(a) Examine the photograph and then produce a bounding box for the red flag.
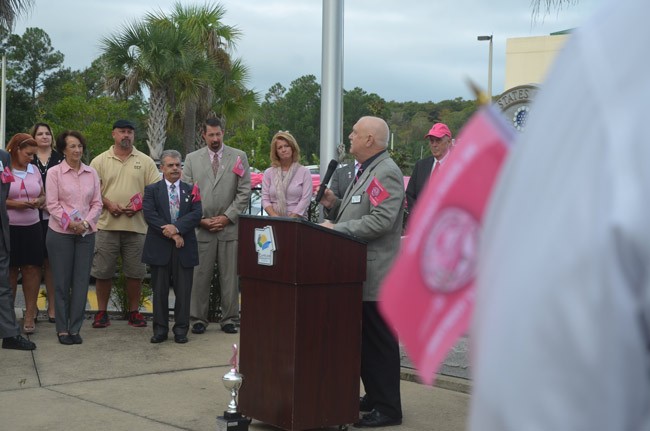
[232,155,245,177]
[20,179,29,199]
[366,176,390,206]
[60,211,71,231]
[191,183,201,202]
[1,167,15,183]
[378,105,515,385]
[129,192,143,211]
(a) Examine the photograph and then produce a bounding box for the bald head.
[349,116,390,162]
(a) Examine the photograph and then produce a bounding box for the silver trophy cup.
[222,368,244,414]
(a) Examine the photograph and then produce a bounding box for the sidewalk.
[0,313,470,431]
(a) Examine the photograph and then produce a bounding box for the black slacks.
[360,301,403,419]
[150,247,193,337]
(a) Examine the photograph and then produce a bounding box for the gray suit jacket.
[182,145,251,241]
[330,163,355,199]
[328,151,405,301]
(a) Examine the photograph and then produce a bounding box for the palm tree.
[0,0,33,32]
[149,2,250,153]
[531,0,578,20]
[101,17,213,159]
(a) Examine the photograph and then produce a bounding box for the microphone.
[314,159,339,204]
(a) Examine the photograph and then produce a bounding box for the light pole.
[477,35,493,103]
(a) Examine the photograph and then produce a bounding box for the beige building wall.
[504,34,569,89]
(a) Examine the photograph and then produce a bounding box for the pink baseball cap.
[425,123,451,139]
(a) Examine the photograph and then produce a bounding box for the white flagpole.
[1,55,6,149]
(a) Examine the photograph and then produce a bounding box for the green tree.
[6,27,64,104]
[261,75,321,164]
[37,67,146,160]
[342,87,387,158]
[101,16,211,159]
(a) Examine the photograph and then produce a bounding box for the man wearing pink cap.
[405,123,452,211]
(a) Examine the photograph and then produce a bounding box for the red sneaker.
[92,311,111,328]
[128,311,147,327]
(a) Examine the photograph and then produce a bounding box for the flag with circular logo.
[379,105,515,385]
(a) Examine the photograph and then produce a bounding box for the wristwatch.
[82,220,90,230]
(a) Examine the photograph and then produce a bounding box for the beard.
[119,138,132,149]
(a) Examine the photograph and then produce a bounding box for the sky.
[14,0,603,103]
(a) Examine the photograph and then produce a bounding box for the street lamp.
[477,35,493,103]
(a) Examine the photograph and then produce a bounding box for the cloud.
[14,0,603,103]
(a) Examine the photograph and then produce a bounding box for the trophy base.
[217,412,250,431]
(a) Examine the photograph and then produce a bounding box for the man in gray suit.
[320,116,404,428]
[182,118,251,335]
[0,149,36,350]
[323,161,355,221]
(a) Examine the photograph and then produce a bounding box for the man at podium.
[320,116,404,428]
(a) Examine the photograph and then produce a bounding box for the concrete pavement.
[1,314,470,431]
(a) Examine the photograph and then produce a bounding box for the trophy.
[217,344,250,431]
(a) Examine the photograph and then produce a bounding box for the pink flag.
[378,105,515,385]
[191,183,201,202]
[232,156,245,177]
[1,167,15,183]
[230,344,238,371]
[129,192,143,211]
[366,177,390,206]
[60,211,71,231]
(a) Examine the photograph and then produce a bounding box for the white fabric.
[469,0,650,430]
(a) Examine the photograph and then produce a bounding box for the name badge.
[351,195,362,204]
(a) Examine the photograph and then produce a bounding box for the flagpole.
[1,55,6,149]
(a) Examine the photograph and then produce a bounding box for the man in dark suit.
[142,150,202,344]
[405,123,452,212]
[320,116,404,428]
[0,148,36,350]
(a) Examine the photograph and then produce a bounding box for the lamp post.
[477,35,493,103]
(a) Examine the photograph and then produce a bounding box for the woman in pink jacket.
[261,131,312,218]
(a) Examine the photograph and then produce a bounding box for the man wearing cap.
[89,120,160,329]
[405,123,452,212]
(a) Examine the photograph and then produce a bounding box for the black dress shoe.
[2,335,36,350]
[360,394,374,412]
[70,333,83,344]
[191,322,206,334]
[57,334,74,345]
[353,409,402,428]
[174,334,188,344]
[222,323,238,334]
[150,334,168,343]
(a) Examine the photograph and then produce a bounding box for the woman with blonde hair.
[261,131,312,218]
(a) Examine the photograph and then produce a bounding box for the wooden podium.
[237,215,367,431]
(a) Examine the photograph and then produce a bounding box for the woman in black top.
[30,122,63,323]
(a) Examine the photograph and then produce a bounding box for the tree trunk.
[147,87,167,160]
[182,100,198,155]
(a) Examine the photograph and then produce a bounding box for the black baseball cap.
[112,119,136,130]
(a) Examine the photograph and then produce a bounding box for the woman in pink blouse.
[262,131,312,218]
[6,133,45,335]
[46,130,102,345]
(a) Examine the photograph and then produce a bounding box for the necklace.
[35,154,51,176]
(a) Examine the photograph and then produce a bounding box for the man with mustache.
[89,120,160,329]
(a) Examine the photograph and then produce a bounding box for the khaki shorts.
[90,230,147,280]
